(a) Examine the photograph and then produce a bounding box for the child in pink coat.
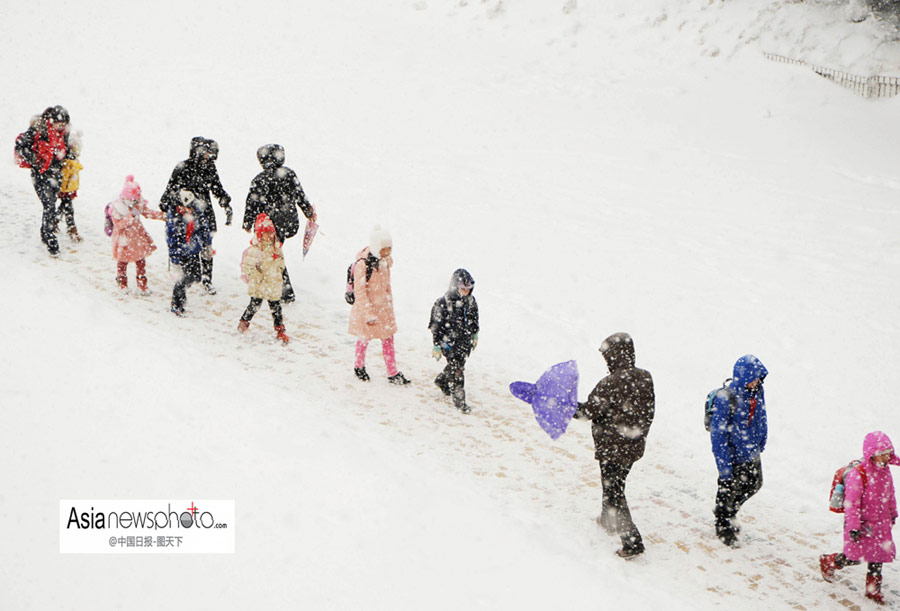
[348,226,409,385]
[820,431,899,605]
[109,175,164,293]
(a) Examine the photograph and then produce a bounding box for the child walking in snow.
[820,431,899,605]
[58,129,83,242]
[348,226,410,385]
[238,213,289,344]
[428,269,479,413]
[165,189,207,316]
[109,175,164,293]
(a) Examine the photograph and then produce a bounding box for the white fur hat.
[68,129,84,156]
[369,225,392,255]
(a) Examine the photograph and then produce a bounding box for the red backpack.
[829,460,867,513]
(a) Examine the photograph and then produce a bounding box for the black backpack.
[344,256,375,305]
[14,130,34,168]
[704,379,736,431]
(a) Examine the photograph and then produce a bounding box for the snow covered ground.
[3,0,900,608]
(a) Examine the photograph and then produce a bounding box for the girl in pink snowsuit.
[347,226,409,385]
[820,431,900,605]
[110,175,164,292]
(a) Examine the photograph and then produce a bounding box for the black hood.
[447,268,475,297]
[600,332,635,372]
[257,144,285,170]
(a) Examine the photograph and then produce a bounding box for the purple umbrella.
[509,360,579,440]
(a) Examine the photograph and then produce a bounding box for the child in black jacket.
[429,269,479,413]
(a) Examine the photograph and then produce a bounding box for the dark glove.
[850,530,862,542]
[572,402,589,420]
[224,204,234,226]
[219,194,232,207]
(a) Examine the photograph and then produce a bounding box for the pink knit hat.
[120,175,142,201]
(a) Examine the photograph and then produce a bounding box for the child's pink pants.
[355,337,398,376]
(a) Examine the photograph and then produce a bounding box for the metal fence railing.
[764,52,900,99]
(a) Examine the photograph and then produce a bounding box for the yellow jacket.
[60,159,83,193]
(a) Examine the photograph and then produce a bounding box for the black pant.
[200,248,214,287]
[599,461,643,551]
[835,554,882,578]
[171,255,201,312]
[32,172,60,253]
[57,193,77,230]
[435,350,467,408]
[715,456,763,532]
[282,267,295,302]
[241,297,283,327]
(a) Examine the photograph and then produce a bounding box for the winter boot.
[275,325,290,345]
[616,541,645,559]
[716,522,739,548]
[434,374,451,396]
[354,367,370,381]
[136,274,148,293]
[819,554,840,583]
[237,320,250,333]
[117,273,128,291]
[67,226,83,243]
[388,372,411,385]
[866,573,885,605]
[452,387,469,413]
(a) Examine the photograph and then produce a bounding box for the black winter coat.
[578,332,655,466]
[160,159,231,233]
[19,124,70,178]
[429,291,479,356]
[243,166,314,242]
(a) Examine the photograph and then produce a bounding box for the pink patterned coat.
[110,196,164,263]
[347,248,397,341]
[843,431,900,563]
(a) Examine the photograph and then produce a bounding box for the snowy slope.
[3,0,900,609]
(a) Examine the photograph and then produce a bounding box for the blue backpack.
[704,379,736,431]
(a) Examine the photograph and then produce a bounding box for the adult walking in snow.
[708,354,768,548]
[573,332,655,558]
[15,105,73,256]
[238,213,290,345]
[242,144,316,303]
[820,431,899,605]
[109,175,164,293]
[429,268,479,413]
[160,137,232,294]
[348,226,410,385]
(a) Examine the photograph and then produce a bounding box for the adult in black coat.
[242,144,316,302]
[428,269,479,413]
[17,106,71,256]
[574,332,655,559]
[160,137,232,294]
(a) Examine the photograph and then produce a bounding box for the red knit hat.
[254,213,276,241]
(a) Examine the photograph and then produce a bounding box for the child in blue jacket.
[166,190,207,316]
[708,354,768,547]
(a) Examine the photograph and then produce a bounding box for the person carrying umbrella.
[573,332,655,559]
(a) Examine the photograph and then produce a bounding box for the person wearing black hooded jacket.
[17,105,71,256]
[242,144,316,303]
[574,332,655,559]
[428,269,479,413]
[160,137,232,294]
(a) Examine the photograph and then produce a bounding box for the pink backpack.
[103,204,113,236]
